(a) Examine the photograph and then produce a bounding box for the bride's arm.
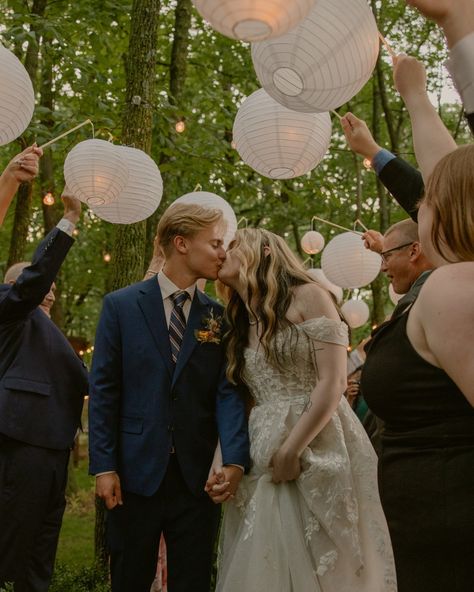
[271,284,348,483]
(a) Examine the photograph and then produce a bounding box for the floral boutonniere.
[195,310,223,345]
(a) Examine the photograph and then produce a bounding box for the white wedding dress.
[217,317,397,592]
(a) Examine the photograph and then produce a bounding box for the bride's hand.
[270,446,301,483]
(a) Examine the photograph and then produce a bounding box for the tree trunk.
[110,0,161,292]
[6,0,48,268]
[96,0,161,570]
[145,0,193,267]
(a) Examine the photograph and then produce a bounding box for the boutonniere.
[195,310,223,344]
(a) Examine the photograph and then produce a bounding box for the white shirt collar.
[157,270,196,302]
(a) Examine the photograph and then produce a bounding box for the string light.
[72,228,79,237]
[43,192,55,206]
[175,120,186,133]
[363,158,372,170]
[103,253,111,263]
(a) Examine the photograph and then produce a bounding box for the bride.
[209,228,396,592]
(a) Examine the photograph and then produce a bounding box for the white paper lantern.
[301,230,325,254]
[192,0,315,42]
[321,232,381,289]
[251,0,379,113]
[233,89,331,179]
[64,139,129,207]
[170,191,237,249]
[0,45,35,146]
[91,147,163,224]
[307,267,343,304]
[341,298,370,328]
[389,283,404,305]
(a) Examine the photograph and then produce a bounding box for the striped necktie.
[169,290,189,364]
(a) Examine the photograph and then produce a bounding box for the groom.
[89,203,250,592]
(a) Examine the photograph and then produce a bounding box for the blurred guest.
[0,144,42,225]
[0,193,88,591]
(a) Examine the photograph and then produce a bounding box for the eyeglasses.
[380,242,414,264]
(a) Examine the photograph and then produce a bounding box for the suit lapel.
[137,278,174,378]
[172,290,208,388]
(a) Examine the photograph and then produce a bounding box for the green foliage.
[49,564,110,592]
[0,0,471,342]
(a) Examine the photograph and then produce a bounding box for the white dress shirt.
[157,271,196,325]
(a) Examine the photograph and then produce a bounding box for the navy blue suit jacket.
[0,228,88,450]
[89,277,250,498]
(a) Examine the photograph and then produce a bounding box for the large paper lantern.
[0,45,35,146]
[306,267,343,304]
[170,191,237,248]
[301,230,325,254]
[91,147,163,224]
[321,232,381,289]
[341,298,370,328]
[192,0,315,42]
[251,0,379,113]
[233,89,331,179]
[64,139,129,207]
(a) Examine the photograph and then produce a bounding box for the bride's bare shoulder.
[292,282,340,322]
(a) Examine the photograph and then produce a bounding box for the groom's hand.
[96,472,123,509]
[205,465,243,504]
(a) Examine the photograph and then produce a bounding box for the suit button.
[168,425,174,432]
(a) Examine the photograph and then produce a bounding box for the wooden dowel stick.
[331,110,342,120]
[38,119,94,149]
[378,31,396,58]
[311,215,363,236]
[355,218,369,232]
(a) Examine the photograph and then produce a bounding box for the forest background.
[0,0,471,349]
[0,0,472,588]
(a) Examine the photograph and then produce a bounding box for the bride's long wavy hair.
[218,228,327,386]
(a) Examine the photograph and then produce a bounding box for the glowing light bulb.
[103,253,111,263]
[43,192,55,206]
[363,158,372,170]
[175,120,186,133]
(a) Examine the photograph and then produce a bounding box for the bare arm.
[0,145,42,225]
[270,284,347,483]
[406,0,474,48]
[393,54,458,182]
[409,265,474,406]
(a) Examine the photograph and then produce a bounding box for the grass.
[56,443,96,568]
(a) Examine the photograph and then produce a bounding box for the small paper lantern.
[91,146,163,224]
[252,0,379,112]
[301,230,325,255]
[64,139,129,207]
[389,283,404,305]
[341,299,370,328]
[0,45,35,146]
[170,191,237,248]
[321,232,381,289]
[192,0,315,42]
[233,89,331,179]
[307,267,343,304]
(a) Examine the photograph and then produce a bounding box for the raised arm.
[0,193,80,322]
[341,112,424,220]
[393,54,458,182]
[0,145,42,225]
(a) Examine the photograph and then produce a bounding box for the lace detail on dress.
[217,317,396,592]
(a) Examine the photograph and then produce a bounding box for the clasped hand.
[269,446,301,484]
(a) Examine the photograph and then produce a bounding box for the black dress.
[362,311,474,592]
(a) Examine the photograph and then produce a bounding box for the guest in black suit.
[0,194,88,592]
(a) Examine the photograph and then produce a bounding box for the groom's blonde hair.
[157,203,225,257]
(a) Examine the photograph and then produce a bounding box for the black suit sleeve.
[467,111,474,135]
[378,157,425,222]
[0,227,74,323]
